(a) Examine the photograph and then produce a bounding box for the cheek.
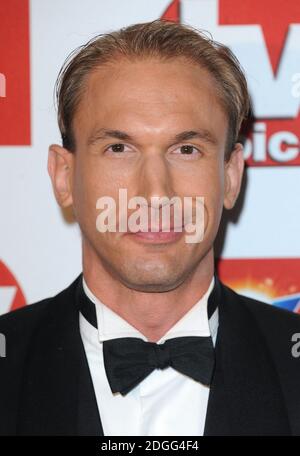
[71,161,99,226]
[195,160,224,197]
[84,155,131,194]
[72,160,127,234]
[74,157,116,200]
[199,164,225,230]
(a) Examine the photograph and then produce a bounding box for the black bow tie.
[102,335,215,395]
[76,277,218,396]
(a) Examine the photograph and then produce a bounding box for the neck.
[82,242,214,343]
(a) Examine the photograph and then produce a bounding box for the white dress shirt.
[79,276,219,436]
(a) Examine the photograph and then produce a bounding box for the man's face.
[49,57,244,292]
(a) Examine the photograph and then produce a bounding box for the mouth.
[126,226,185,243]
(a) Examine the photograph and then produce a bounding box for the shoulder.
[220,281,300,434]
[220,281,300,371]
[0,274,81,341]
[221,281,300,331]
[0,275,81,434]
[0,274,81,396]
[0,297,52,332]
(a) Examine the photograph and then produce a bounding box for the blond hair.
[55,19,250,159]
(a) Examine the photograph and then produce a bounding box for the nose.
[137,153,175,207]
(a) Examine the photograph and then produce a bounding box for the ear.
[47,144,74,207]
[223,143,244,210]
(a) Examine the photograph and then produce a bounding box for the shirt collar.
[82,275,218,345]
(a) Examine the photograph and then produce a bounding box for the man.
[0,19,300,436]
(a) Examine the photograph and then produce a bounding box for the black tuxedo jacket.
[0,274,300,436]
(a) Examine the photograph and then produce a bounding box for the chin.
[121,279,183,293]
[117,264,187,293]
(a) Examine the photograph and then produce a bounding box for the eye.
[181,145,197,154]
[172,144,202,157]
[105,143,130,154]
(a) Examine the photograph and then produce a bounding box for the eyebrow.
[87,128,218,146]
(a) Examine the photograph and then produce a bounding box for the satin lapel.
[16,275,104,436]
[76,333,104,435]
[204,278,291,436]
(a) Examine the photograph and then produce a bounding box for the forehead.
[73,57,228,143]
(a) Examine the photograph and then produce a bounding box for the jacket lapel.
[204,278,291,435]
[16,275,103,436]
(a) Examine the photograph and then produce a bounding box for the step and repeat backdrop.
[1,0,300,314]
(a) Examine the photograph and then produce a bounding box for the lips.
[126,227,185,243]
[127,223,184,234]
[128,225,184,233]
